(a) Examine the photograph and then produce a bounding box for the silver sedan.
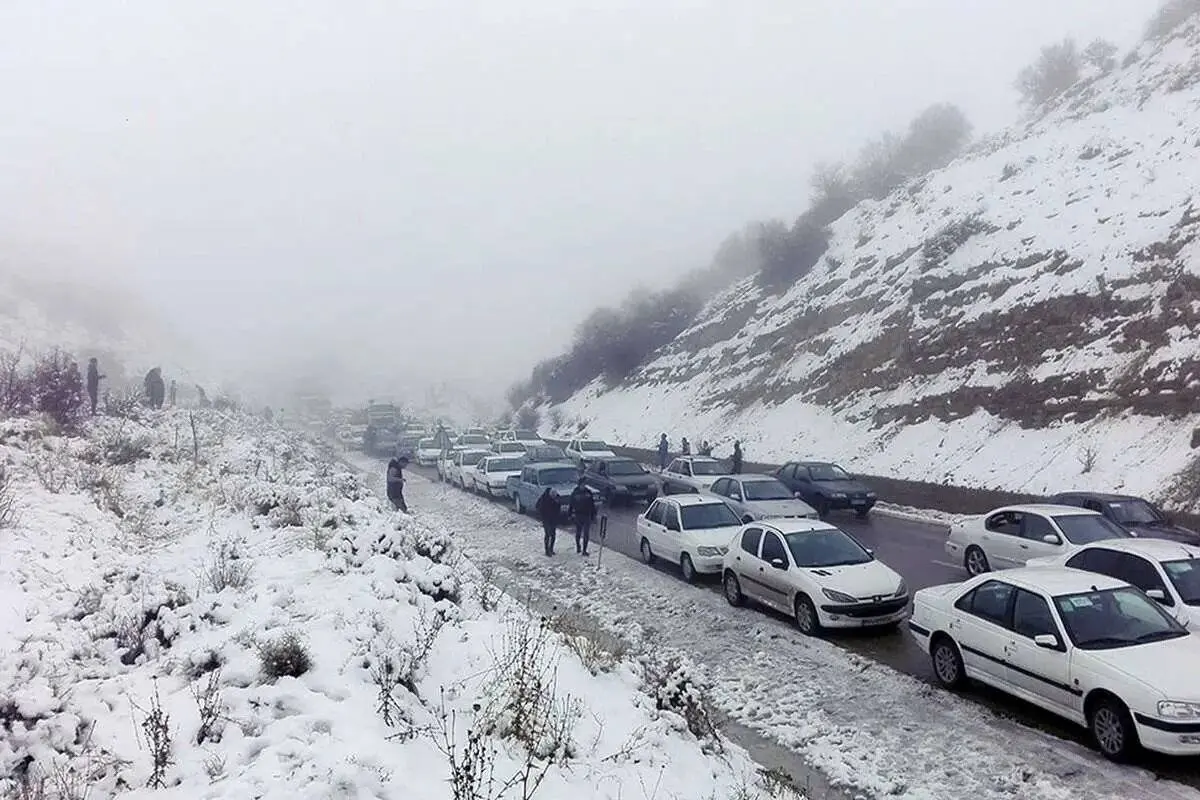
[707,474,818,523]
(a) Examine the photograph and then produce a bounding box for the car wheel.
[680,553,697,583]
[1088,695,1139,762]
[930,635,966,689]
[815,499,830,519]
[515,495,525,514]
[793,594,822,636]
[964,546,990,576]
[640,537,655,565]
[723,571,744,606]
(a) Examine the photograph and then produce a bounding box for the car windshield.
[579,441,608,451]
[742,479,793,501]
[1052,514,1133,545]
[527,447,565,461]
[1106,499,1164,526]
[785,529,873,567]
[539,468,579,485]
[498,443,525,452]
[1162,559,1200,606]
[807,464,851,481]
[515,430,539,440]
[461,452,488,465]
[606,460,645,476]
[460,435,490,445]
[1054,586,1187,649]
[690,460,729,476]
[487,458,523,471]
[679,503,741,529]
[418,439,436,448]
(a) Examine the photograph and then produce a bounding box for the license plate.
[860,614,897,626]
[851,499,866,505]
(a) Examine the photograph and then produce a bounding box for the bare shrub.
[97,425,151,466]
[472,563,503,612]
[1146,0,1200,41]
[76,464,125,518]
[368,607,446,731]
[258,632,312,680]
[31,449,71,494]
[192,669,225,745]
[1016,39,1081,107]
[642,654,722,751]
[0,463,18,529]
[0,344,31,417]
[136,682,173,789]
[1083,39,1118,74]
[203,538,252,593]
[547,608,630,675]
[1078,445,1098,474]
[29,349,86,431]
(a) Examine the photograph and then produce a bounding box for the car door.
[1104,552,1177,612]
[948,580,1017,689]
[661,503,684,563]
[711,478,742,514]
[730,527,765,601]
[664,459,684,491]
[1002,588,1078,718]
[1015,512,1067,564]
[980,511,1026,568]
[791,466,816,504]
[640,500,668,552]
[775,463,798,491]
[755,530,793,612]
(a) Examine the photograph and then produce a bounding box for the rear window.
[538,468,580,485]
[487,457,523,471]
[580,441,609,451]
[1053,514,1133,545]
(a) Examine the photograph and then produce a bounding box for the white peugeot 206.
[909,566,1200,761]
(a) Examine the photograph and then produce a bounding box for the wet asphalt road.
[408,462,1200,785]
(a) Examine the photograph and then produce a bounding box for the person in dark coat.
[567,477,597,555]
[657,434,669,470]
[681,437,691,456]
[144,368,165,409]
[86,358,105,415]
[731,440,743,474]
[699,440,712,456]
[386,456,409,512]
[535,488,561,556]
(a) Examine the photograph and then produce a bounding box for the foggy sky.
[0,0,1158,403]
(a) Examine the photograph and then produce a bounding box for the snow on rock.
[543,20,1200,512]
[0,409,780,799]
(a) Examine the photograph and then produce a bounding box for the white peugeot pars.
[636,495,743,583]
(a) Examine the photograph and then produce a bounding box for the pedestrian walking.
[568,477,597,556]
[386,456,409,512]
[731,440,743,474]
[681,437,691,455]
[86,358,105,415]
[536,488,561,556]
[657,433,669,470]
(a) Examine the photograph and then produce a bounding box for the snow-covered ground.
[392,466,1200,800]
[0,408,785,799]
[542,21,1200,511]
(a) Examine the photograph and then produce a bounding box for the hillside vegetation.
[519,6,1200,511]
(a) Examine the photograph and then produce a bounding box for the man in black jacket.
[386,456,409,512]
[568,477,597,556]
[535,488,560,556]
[86,358,105,415]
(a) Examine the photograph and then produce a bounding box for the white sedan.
[720,518,908,635]
[945,504,1134,576]
[491,441,528,456]
[415,438,442,466]
[636,495,744,583]
[662,456,731,493]
[564,438,617,466]
[513,429,545,448]
[471,455,525,497]
[448,449,490,488]
[908,566,1200,760]
[1027,538,1200,628]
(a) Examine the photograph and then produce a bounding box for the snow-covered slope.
[0,408,776,799]
[548,23,1200,511]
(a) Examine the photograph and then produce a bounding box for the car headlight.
[822,588,857,604]
[866,492,877,499]
[696,546,723,557]
[894,580,908,598]
[831,492,847,499]
[1158,701,1200,719]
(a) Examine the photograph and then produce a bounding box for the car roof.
[733,473,778,482]
[794,460,837,467]
[993,503,1099,516]
[1051,491,1144,503]
[987,566,1127,595]
[534,461,578,470]
[661,493,729,507]
[758,518,840,535]
[676,455,719,463]
[1074,538,1200,561]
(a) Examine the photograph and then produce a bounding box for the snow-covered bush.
[641,653,722,751]
[257,632,312,680]
[0,462,16,529]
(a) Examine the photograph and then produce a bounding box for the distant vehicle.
[363,402,400,457]
[522,444,567,464]
[721,518,908,635]
[463,427,489,438]
[583,457,658,506]
[471,455,526,497]
[1048,492,1200,545]
[1027,538,1200,627]
[908,566,1200,761]
[513,429,545,447]
[564,438,617,466]
[707,474,818,523]
[773,461,877,519]
[415,438,442,466]
[636,495,743,582]
[493,429,517,442]
[456,433,492,449]
[491,441,528,456]
[448,449,491,488]
[661,456,729,494]
[507,462,589,517]
[945,504,1133,576]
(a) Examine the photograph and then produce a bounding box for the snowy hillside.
[0,408,777,799]
[547,21,1200,511]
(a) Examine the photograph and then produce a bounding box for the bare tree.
[1016,39,1082,107]
[1083,39,1119,74]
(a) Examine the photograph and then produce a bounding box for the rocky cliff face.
[545,21,1200,510]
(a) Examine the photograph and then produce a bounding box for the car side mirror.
[769,558,787,570]
[865,548,874,556]
[1147,588,1167,603]
[1042,534,1062,545]
[1033,634,1061,650]
[793,491,803,499]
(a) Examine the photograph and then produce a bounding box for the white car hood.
[1091,634,1200,701]
[746,498,817,517]
[685,525,742,550]
[802,560,902,599]
[487,469,522,483]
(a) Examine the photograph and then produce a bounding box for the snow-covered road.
[384,462,1200,800]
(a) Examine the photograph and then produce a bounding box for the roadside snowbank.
[0,409,785,799]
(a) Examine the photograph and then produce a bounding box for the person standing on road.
[386,456,410,512]
[731,440,743,474]
[657,434,669,470]
[681,437,691,456]
[536,488,561,556]
[86,358,105,415]
[699,440,712,456]
[568,477,597,556]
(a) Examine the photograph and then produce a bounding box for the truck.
[363,402,400,457]
[506,461,592,518]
